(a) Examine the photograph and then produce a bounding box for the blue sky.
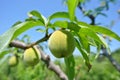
[0,0,120,60]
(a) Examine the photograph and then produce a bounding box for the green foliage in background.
[0,49,120,80]
[0,0,120,79]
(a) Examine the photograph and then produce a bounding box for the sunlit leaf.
[90,26,120,41]
[28,10,48,25]
[49,12,69,21]
[77,21,120,41]
[52,21,80,32]
[52,21,68,28]
[79,27,102,44]
[67,0,79,21]
[12,21,22,27]
[0,21,43,54]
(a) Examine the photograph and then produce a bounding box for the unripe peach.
[23,46,41,66]
[8,55,18,67]
[48,30,75,58]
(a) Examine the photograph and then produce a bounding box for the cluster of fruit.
[8,30,75,67]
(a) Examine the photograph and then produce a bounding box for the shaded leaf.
[75,38,91,71]
[97,12,107,17]
[36,28,46,33]
[68,22,80,32]
[79,34,90,53]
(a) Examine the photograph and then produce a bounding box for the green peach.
[23,46,41,66]
[8,55,18,67]
[48,30,75,58]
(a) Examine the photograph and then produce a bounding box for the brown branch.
[77,2,95,25]
[101,46,120,72]
[78,2,120,72]
[26,33,51,48]
[9,40,68,80]
[9,40,27,49]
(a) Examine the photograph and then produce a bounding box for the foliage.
[0,49,120,80]
[0,0,120,79]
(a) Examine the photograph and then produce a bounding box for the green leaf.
[48,12,69,21]
[0,21,43,54]
[75,38,91,71]
[79,34,90,53]
[78,27,109,53]
[79,27,104,45]
[29,10,42,18]
[0,50,9,58]
[96,12,107,17]
[77,21,120,41]
[95,42,101,59]
[52,21,68,28]
[12,21,22,27]
[68,22,80,32]
[97,34,111,54]
[67,0,79,21]
[77,21,90,27]
[95,6,105,12]
[74,31,90,53]
[52,21,80,32]
[28,10,48,25]
[89,26,120,41]
[77,21,110,50]
[36,28,46,33]
[87,37,97,47]
[64,55,75,80]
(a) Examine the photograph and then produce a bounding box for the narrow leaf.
[75,38,91,71]
[79,27,102,44]
[79,34,90,53]
[90,26,120,41]
[77,21,120,41]
[79,27,110,52]
[68,22,80,32]
[67,0,78,21]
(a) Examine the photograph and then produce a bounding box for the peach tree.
[0,0,120,80]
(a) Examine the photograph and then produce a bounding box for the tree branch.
[101,46,120,72]
[26,33,51,49]
[9,40,68,80]
[77,2,95,25]
[77,2,120,72]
